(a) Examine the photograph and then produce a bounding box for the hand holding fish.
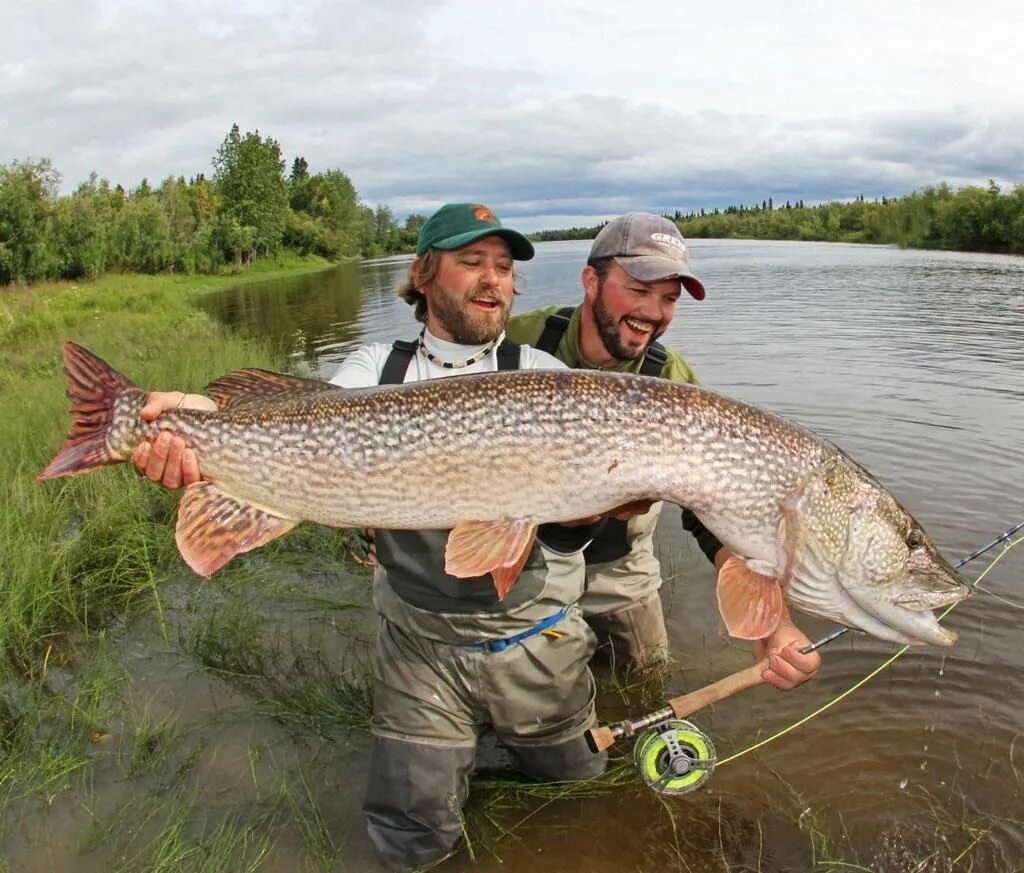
[131,391,213,488]
[753,608,821,690]
[558,499,658,527]
[710,548,820,689]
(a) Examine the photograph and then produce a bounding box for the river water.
[197,239,1024,870]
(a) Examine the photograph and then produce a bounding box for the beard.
[430,283,512,345]
[592,285,665,361]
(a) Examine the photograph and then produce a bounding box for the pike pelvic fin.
[716,557,785,640]
[444,519,538,600]
[206,369,339,411]
[175,481,298,576]
[38,342,145,481]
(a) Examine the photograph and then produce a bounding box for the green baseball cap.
[416,202,535,260]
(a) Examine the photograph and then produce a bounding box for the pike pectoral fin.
[716,557,785,640]
[444,520,538,600]
[175,481,298,576]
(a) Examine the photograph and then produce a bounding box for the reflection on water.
[197,239,1024,868]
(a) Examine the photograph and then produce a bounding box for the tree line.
[531,184,1024,255]
[0,124,426,285]
[672,184,1024,252]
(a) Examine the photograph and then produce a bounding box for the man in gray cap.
[506,213,821,687]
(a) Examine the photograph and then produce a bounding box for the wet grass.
[1,263,327,681]
[185,592,375,735]
[81,770,283,873]
[0,260,379,870]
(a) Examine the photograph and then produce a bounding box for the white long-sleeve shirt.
[329,329,566,388]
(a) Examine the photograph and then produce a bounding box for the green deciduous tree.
[50,173,121,279]
[212,124,289,258]
[0,158,60,283]
[111,188,173,273]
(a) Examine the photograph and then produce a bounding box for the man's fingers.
[561,514,604,527]
[163,435,185,490]
[763,646,820,690]
[141,391,184,422]
[181,448,201,487]
[610,499,656,521]
[132,442,151,473]
[143,432,172,482]
[131,431,198,490]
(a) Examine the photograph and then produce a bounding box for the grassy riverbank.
[0,256,383,870]
[1,254,336,674]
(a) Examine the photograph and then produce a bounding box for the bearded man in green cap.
[132,203,611,871]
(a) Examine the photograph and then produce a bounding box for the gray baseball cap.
[589,212,705,300]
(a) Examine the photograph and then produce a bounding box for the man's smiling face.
[424,235,515,344]
[585,261,682,361]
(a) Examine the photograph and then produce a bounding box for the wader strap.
[380,338,520,384]
[534,306,576,355]
[379,339,419,385]
[639,341,667,377]
[495,338,522,371]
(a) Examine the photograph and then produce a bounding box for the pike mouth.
[845,581,963,646]
[893,584,972,610]
[788,568,961,647]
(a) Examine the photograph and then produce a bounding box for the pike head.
[782,453,972,646]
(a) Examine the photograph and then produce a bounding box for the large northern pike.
[40,342,970,647]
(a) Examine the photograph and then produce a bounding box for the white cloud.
[2,0,1021,221]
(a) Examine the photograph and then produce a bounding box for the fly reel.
[633,719,716,794]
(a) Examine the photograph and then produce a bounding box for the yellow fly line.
[717,533,1024,768]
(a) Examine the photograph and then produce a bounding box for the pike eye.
[906,529,924,549]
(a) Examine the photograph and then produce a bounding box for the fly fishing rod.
[584,517,1024,793]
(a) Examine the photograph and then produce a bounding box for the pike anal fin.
[176,481,298,576]
[444,519,538,600]
[716,556,785,640]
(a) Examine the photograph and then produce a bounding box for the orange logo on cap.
[474,206,498,223]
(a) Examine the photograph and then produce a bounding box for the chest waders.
[363,336,606,871]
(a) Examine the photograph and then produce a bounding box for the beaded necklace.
[416,328,498,370]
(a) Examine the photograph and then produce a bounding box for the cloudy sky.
[5,0,1023,230]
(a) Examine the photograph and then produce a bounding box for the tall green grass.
[0,261,377,870]
[1,266,322,679]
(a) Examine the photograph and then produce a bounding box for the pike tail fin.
[37,342,145,481]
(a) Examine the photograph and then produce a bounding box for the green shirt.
[505,305,700,385]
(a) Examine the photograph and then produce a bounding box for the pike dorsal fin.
[205,369,339,411]
[175,480,298,575]
[716,557,784,640]
[444,519,538,600]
